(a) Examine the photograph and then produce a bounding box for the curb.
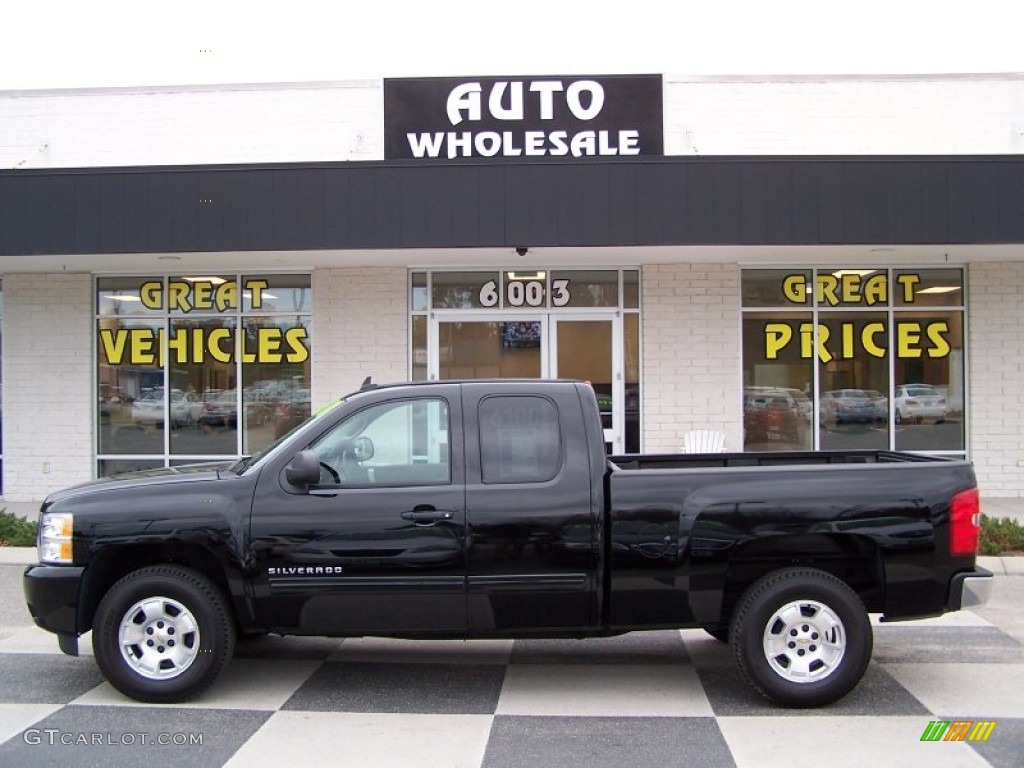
[1,547,1022,572]
[0,547,34,566]
[977,555,1024,576]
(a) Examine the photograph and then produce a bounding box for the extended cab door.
[249,385,466,634]
[462,382,601,632]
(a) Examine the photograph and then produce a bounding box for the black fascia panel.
[1,156,1023,257]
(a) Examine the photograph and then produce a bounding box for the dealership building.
[1,72,1023,504]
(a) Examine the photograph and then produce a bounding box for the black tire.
[730,567,871,708]
[703,625,731,643]
[92,565,236,703]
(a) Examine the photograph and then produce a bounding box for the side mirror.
[285,449,321,488]
[352,436,374,462]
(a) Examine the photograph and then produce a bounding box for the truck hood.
[42,462,233,507]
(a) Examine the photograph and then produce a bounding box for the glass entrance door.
[550,315,623,453]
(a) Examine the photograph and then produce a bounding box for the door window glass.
[312,399,450,486]
[479,396,561,484]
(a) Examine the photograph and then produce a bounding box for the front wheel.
[730,567,871,707]
[92,565,236,703]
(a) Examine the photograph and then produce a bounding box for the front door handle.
[401,507,453,524]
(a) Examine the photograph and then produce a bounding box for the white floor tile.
[719,716,990,768]
[0,627,94,655]
[495,663,713,717]
[224,711,492,768]
[0,703,63,746]
[71,658,321,710]
[870,611,993,628]
[885,663,1024,717]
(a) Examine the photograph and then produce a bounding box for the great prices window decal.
[759,271,956,361]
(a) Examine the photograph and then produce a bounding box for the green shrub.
[979,515,1024,556]
[0,510,38,547]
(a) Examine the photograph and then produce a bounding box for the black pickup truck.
[24,379,992,707]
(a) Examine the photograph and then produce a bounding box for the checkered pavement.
[0,615,1021,768]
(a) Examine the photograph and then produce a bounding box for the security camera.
[516,246,529,256]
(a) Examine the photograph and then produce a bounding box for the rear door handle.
[401,508,453,523]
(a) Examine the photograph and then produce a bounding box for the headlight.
[38,513,74,564]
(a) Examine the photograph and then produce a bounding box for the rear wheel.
[93,565,235,703]
[730,567,871,707]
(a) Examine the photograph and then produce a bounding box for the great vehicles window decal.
[98,278,310,366]
[384,75,663,160]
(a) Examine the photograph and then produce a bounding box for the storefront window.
[0,281,4,493]
[96,274,312,475]
[741,312,814,450]
[742,268,965,455]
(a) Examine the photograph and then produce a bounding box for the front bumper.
[23,564,85,653]
[947,566,994,611]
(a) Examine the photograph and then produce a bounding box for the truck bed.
[609,449,945,470]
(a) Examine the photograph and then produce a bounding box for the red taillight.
[950,488,981,556]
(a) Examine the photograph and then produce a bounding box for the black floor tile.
[511,630,689,665]
[282,660,507,714]
[0,654,104,704]
[695,661,931,716]
[483,715,736,768]
[0,704,270,768]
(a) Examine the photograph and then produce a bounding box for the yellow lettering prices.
[764,321,951,363]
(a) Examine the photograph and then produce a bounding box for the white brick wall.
[664,75,1024,155]
[310,267,408,408]
[2,273,94,501]
[4,75,1022,169]
[967,261,1024,497]
[1,81,383,169]
[642,264,742,452]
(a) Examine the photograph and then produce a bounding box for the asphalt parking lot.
[0,554,1021,768]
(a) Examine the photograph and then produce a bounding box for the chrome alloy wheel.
[118,597,200,680]
[762,599,846,683]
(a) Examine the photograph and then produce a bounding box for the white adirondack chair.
[682,429,726,454]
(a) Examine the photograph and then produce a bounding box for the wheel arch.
[78,544,237,634]
[713,533,884,630]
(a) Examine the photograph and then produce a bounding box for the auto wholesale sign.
[384,75,664,160]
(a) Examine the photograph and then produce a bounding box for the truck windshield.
[229,397,346,474]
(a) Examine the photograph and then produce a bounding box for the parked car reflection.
[130,388,202,428]
[743,386,807,444]
[894,384,948,424]
[820,389,876,426]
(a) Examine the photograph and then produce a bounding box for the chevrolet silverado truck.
[24,380,992,707]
